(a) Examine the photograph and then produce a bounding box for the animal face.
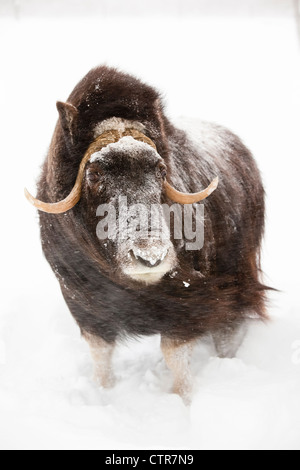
[81,136,177,285]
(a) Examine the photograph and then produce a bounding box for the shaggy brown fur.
[37,65,268,348]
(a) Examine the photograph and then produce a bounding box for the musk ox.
[26,66,268,401]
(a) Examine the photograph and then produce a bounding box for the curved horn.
[24,186,81,214]
[24,132,119,214]
[25,129,157,214]
[164,177,219,204]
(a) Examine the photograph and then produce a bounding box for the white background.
[0,0,300,450]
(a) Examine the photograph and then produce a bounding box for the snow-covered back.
[0,12,300,450]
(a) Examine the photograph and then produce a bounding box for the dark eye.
[157,163,167,180]
[87,169,102,184]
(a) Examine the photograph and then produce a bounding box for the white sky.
[0,0,297,18]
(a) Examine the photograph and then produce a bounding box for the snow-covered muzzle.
[110,199,177,285]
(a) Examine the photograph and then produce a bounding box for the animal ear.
[56,101,79,145]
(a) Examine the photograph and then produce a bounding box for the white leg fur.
[83,332,115,388]
[161,337,194,404]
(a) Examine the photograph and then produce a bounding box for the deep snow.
[0,12,300,450]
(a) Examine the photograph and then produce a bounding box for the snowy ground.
[0,9,300,450]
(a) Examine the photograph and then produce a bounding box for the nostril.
[131,248,168,269]
[136,256,162,269]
